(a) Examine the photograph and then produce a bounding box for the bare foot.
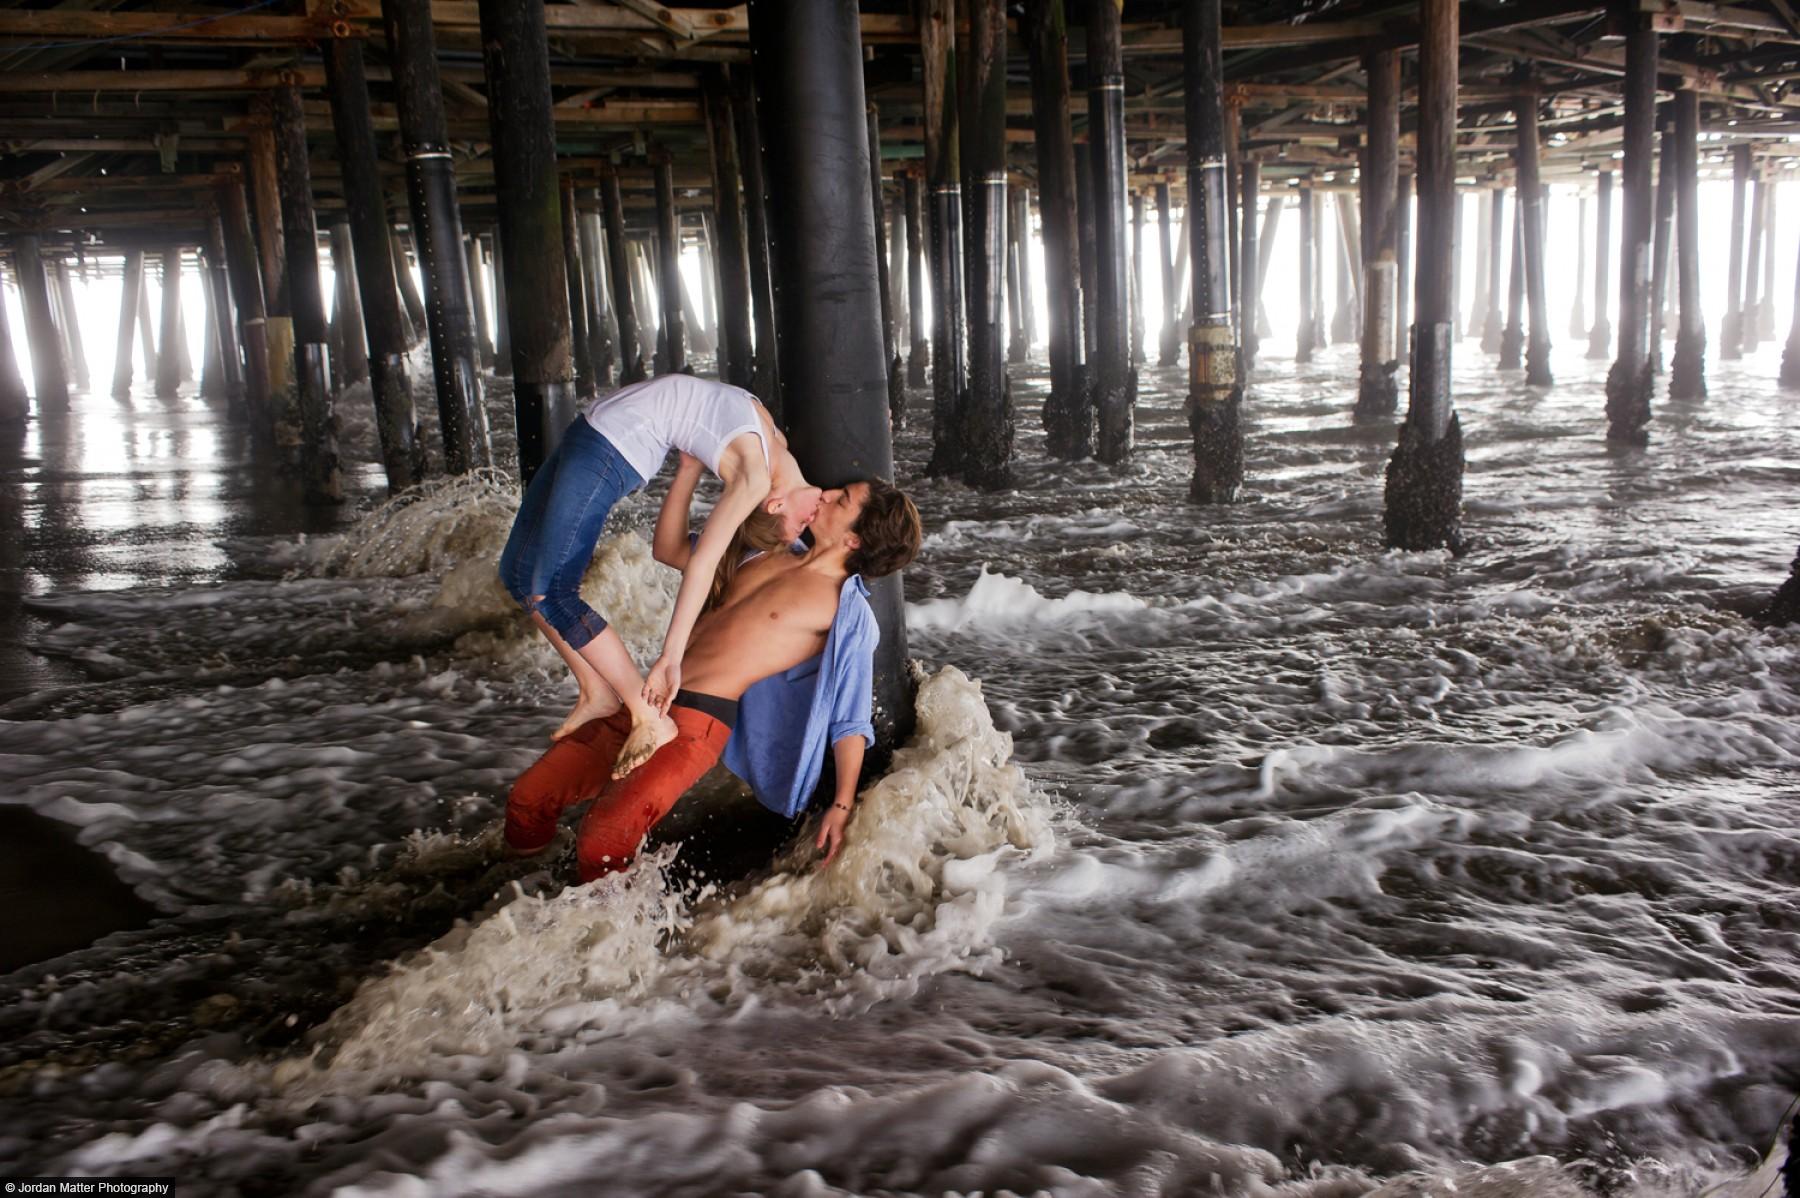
[611,714,678,779]
[552,691,622,741]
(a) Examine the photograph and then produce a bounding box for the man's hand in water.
[643,656,680,716]
[816,803,852,867]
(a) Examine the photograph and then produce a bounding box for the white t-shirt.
[582,376,770,483]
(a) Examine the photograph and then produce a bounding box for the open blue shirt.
[722,574,879,819]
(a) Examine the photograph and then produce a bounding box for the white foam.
[907,566,1149,631]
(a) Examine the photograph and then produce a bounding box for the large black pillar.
[961,0,1012,486]
[705,67,754,390]
[273,83,343,503]
[652,153,686,375]
[1588,170,1614,359]
[324,32,406,420]
[1356,47,1400,418]
[903,170,928,389]
[1024,0,1086,459]
[748,0,911,751]
[1515,92,1552,386]
[15,237,68,409]
[1089,0,1134,464]
[113,250,144,399]
[217,175,273,426]
[1669,88,1706,400]
[1604,16,1656,446]
[1384,0,1463,553]
[922,0,968,476]
[478,0,576,482]
[384,0,489,474]
[1184,0,1242,504]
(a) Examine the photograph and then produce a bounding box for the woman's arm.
[814,733,866,867]
[642,452,770,712]
[651,452,705,570]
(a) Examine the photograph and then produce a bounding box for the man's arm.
[814,732,865,867]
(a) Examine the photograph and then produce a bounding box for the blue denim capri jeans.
[498,418,647,650]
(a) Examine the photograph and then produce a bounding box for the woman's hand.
[643,655,681,715]
[815,803,852,867]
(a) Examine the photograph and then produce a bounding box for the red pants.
[504,707,732,882]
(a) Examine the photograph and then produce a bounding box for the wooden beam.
[0,67,322,94]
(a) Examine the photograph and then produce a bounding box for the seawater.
[1,339,1797,1198]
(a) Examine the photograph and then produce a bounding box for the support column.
[1588,170,1614,359]
[1018,186,1038,349]
[1157,180,1179,364]
[386,0,490,474]
[922,0,969,474]
[1397,173,1414,360]
[1782,218,1800,388]
[1023,0,1085,458]
[696,218,719,354]
[1237,160,1261,376]
[1469,188,1492,340]
[1515,92,1553,386]
[1742,172,1766,354]
[137,275,158,385]
[651,152,686,375]
[1650,110,1676,376]
[747,0,911,751]
[1089,0,1134,464]
[51,262,88,393]
[205,214,245,403]
[561,175,596,399]
[247,111,286,317]
[1128,189,1146,366]
[1356,47,1400,418]
[868,106,906,425]
[273,83,343,503]
[490,231,513,378]
[960,0,1013,485]
[600,170,644,385]
[580,214,613,389]
[1605,16,1657,445]
[0,270,25,420]
[1757,182,1778,343]
[329,223,370,386]
[217,175,273,426]
[1570,195,1590,340]
[201,271,227,400]
[113,250,144,398]
[1669,88,1706,400]
[1008,185,1032,366]
[467,238,494,370]
[1297,184,1317,362]
[903,170,928,390]
[1501,201,1525,369]
[391,227,427,342]
[1384,0,1464,553]
[729,67,779,408]
[704,67,753,390]
[1482,185,1506,352]
[15,237,68,409]
[1254,193,1283,343]
[1075,141,1099,366]
[1184,0,1242,504]
[1722,144,1750,360]
[155,247,183,398]
[1331,194,1356,343]
[478,0,576,481]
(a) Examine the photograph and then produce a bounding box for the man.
[504,478,922,880]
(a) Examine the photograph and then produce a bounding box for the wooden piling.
[704,68,753,390]
[1075,141,1099,368]
[1604,16,1656,446]
[1128,189,1146,367]
[1089,0,1134,465]
[217,177,272,427]
[1782,222,1800,388]
[1008,185,1032,368]
[1742,173,1766,354]
[867,106,907,425]
[1297,184,1317,363]
[113,251,144,399]
[155,248,183,398]
[1384,0,1464,554]
[1501,204,1525,370]
[1331,195,1356,344]
[246,108,286,319]
[922,0,969,475]
[0,271,25,420]
[1587,171,1613,359]
[388,0,490,474]
[579,215,613,390]
[746,0,912,752]
[329,224,369,387]
[200,272,227,400]
[1722,144,1749,361]
[903,170,928,390]
[1649,110,1676,377]
[1757,182,1777,343]
[1018,186,1038,350]
[1570,195,1589,341]
[728,67,779,409]
[1482,185,1506,353]
[958,0,1013,485]
[1356,47,1400,418]
[51,261,89,393]
[1669,88,1706,400]
[272,83,342,503]
[1156,181,1179,365]
[1470,189,1492,340]
[599,170,644,387]
[467,238,495,371]
[1184,0,1243,504]
[1397,173,1413,360]
[1238,160,1262,378]
[1516,94,1553,387]
[15,238,67,409]
[561,176,596,399]
[1023,0,1085,458]
[204,214,245,404]
[478,0,575,481]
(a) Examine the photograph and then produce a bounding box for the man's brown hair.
[845,478,922,580]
